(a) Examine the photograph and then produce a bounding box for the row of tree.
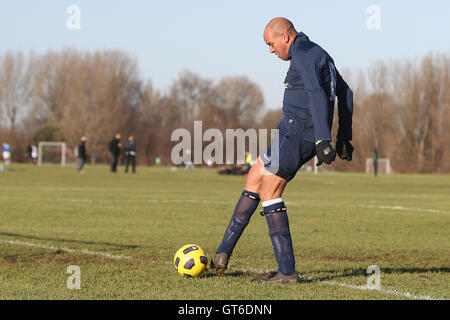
[340,53,450,173]
[0,49,448,173]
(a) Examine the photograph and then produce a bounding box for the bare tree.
[0,51,33,135]
[212,76,265,129]
[168,70,213,124]
[2,48,449,172]
[29,49,142,162]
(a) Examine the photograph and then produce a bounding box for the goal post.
[366,158,393,174]
[37,141,67,166]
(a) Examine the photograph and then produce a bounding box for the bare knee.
[243,157,287,199]
[258,174,287,202]
[243,157,264,193]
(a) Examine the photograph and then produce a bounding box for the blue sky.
[1,0,449,110]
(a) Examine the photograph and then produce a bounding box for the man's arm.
[293,47,337,165]
[334,69,354,161]
[293,47,333,142]
[335,69,353,141]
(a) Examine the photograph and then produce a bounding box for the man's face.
[264,28,290,61]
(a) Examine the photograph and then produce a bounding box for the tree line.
[0,49,448,173]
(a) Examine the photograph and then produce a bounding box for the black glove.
[335,140,354,161]
[316,141,336,166]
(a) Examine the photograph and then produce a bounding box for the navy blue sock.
[263,200,296,276]
[216,190,260,256]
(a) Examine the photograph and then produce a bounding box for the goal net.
[366,158,393,175]
[38,142,67,166]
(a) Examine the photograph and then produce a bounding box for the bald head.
[263,17,298,61]
[264,17,297,38]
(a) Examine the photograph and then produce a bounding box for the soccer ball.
[173,244,208,278]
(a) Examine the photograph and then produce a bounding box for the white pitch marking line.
[320,280,444,300]
[0,197,447,214]
[233,268,446,300]
[0,197,235,205]
[2,240,444,300]
[359,204,444,214]
[0,239,132,260]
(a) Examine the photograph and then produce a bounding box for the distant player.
[211,18,354,283]
[109,133,121,173]
[26,144,33,163]
[31,144,38,164]
[373,148,378,177]
[2,142,11,165]
[77,136,87,173]
[184,149,195,171]
[124,135,137,173]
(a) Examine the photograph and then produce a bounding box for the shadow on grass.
[201,270,259,279]
[201,267,449,282]
[201,270,283,280]
[0,231,140,250]
[317,267,449,281]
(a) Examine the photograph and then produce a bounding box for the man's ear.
[281,32,290,43]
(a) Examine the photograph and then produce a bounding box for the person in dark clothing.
[124,135,136,173]
[109,133,121,172]
[373,148,379,177]
[77,136,87,173]
[211,17,354,284]
[26,144,33,163]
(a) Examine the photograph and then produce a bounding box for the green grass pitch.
[0,163,448,299]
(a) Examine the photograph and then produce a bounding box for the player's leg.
[110,155,115,172]
[125,155,129,173]
[114,155,118,172]
[374,161,378,177]
[211,157,266,273]
[253,118,316,283]
[252,178,303,283]
[78,158,85,172]
[257,174,298,280]
[213,114,306,278]
[212,113,291,274]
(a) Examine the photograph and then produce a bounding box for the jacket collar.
[288,32,309,60]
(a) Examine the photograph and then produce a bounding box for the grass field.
[0,163,448,300]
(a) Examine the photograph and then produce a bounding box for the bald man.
[211,18,354,283]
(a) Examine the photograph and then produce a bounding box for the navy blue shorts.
[261,114,316,182]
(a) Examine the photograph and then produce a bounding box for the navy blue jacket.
[77,141,87,160]
[124,140,136,156]
[109,138,121,156]
[283,32,353,142]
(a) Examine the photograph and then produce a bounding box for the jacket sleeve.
[293,48,334,142]
[335,69,353,141]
